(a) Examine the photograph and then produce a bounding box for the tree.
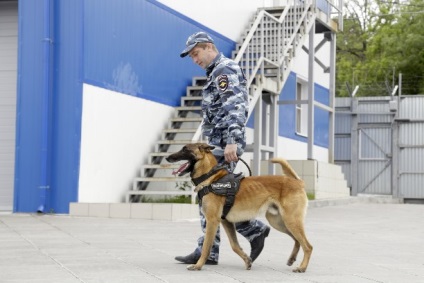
[336,0,424,96]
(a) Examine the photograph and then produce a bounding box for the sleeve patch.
[218,75,229,91]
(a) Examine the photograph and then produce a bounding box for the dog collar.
[191,165,228,186]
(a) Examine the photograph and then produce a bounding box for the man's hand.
[224,144,238,163]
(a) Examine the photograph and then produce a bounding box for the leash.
[238,157,252,176]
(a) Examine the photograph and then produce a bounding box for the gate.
[335,95,424,201]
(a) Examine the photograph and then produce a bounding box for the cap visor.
[180,43,196,58]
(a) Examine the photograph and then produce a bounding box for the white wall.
[158,0,277,41]
[292,33,331,89]
[79,84,174,202]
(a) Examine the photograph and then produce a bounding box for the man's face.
[188,44,214,69]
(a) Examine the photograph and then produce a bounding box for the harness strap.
[191,165,227,186]
[197,174,244,219]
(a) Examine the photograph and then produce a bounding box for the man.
[176,31,270,265]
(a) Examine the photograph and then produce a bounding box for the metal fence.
[335,95,424,201]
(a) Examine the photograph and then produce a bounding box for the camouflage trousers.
[193,153,268,262]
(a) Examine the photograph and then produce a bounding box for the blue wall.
[15,0,84,213]
[83,0,235,106]
[15,0,235,213]
[249,72,330,147]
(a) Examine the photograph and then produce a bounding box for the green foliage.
[337,0,424,96]
[141,195,193,204]
[307,192,315,200]
[141,181,194,203]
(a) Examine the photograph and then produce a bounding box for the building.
[1,0,344,213]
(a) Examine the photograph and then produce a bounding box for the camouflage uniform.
[194,53,268,262]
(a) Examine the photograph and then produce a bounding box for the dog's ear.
[199,143,215,153]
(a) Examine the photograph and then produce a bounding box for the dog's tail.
[271,158,301,180]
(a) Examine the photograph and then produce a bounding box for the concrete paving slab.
[0,202,423,283]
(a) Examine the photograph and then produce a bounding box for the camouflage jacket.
[202,53,248,153]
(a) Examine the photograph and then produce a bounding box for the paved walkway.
[1,202,423,283]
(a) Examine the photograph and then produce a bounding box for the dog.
[166,143,313,272]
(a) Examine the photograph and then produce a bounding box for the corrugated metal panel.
[15,0,84,213]
[338,163,351,188]
[335,113,351,134]
[399,96,424,120]
[357,98,393,124]
[357,160,391,194]
[359,128,391,159]
[398,96,424,198]
[399,123,424,146]
[334,136,350,160]
[399,147,424,198]
[335,97,351,108]
[0,2,18,211]
[334,97,352,188]
[358,126,392,195]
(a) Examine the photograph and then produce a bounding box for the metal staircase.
[127,0,342,203]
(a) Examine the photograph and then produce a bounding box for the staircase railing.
[192,0,316,142]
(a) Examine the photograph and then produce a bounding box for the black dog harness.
[192,166,244,219]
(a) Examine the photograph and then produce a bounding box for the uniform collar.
[206,53,223,76]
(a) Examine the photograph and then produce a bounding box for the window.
[296,79,308,136]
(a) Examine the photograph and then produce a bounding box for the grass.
[141,195,193,204]
[306,192,315,200]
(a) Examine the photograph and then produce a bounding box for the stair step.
[170,117,202,123]
[186,86,203,96]
[149,152,174,157]
[182,96,202,101]
[163,128,198,134]
[175,106,202,111]
[134,177,191,182]
[192,76,207,86]
[157,140,198,145]
[141,164,181,169]
[140,163,181,176]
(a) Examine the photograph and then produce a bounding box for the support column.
[253,95,263,176]
[351,98,359,196]
[328,32,336,163]
[307,23,315,160]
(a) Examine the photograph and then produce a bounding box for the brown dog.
[166,143,313,272]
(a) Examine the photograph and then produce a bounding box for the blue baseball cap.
[180,32,214,58]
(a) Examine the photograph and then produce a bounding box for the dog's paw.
[246,262,252,270]
[187,264,202,271]
[292,267,306,273]
[244,257,252,270]
[287,257,296,266]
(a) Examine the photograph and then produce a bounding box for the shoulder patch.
[218,75,229,91]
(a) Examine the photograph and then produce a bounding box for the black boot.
[250,226,271,262]
[175,250,218,265]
